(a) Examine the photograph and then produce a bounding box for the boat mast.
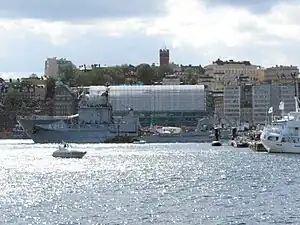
[292,72,299,112]
[105,82,110,106]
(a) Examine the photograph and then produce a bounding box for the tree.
[59,67,76,84]
[4,91,22,109]
[155,65,173,81]
[111,66,126,84]
[136,64,155,84]
[184,68,200,84]
[45,77,56,99]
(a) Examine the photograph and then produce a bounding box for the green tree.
[136,64,155,84]
[45,77,56,99]
[74,67,113,86]
[184,68,201,84]
[155,65,173,81]
[111,66,126,84]
[4,91,22,109]
[59,67,75,84]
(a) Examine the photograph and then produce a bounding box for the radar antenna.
[104,82,110,105]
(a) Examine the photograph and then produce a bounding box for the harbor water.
[0,140,299,224]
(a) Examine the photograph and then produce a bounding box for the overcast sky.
[0,0,300,78]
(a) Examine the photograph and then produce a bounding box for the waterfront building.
[211,90,224,120]
[54,81,78,116]
[252,84,271,125]
[223,85,241,126]
[88,84,206,126]
[264,65,299,82]
[240,84,253,124]
[44,57,76,78]
[7,78,47,103]
[204,59,261,89]
[223,82,297,125]
[252,83,296,124]
[272,83,296,114]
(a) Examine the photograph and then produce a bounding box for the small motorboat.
[52,142,87,159]
[211,127,222,146]
[211,140,222,146]
[133,139,146,144]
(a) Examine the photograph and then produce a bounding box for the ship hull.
[141,131,231,143]
[260,138,300,153]
[17,118,138,144]
[142,135,211,143]
[260,137,300,154]
[260,131,300,154]
[21,128,137,144]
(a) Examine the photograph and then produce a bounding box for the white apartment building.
[44,57,59,78]
[252,84,271,125]
[278,83,296,113]
[204,59,261,90]
[223,85,241,125]
[44,57,76,78]
[223,83,298,125]
[264,65,299,82]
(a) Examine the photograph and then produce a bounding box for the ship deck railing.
[263,126,282,134]
[17,114,79,120]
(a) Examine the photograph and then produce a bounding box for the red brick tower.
[159,48,169,66]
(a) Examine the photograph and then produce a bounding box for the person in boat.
[63,143,69,148]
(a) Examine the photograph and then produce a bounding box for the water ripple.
[0,141,299,224]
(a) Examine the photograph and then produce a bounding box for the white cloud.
[0,0,300,76]
[147,0,254,48]
[144,0,300,66]
[147,0,300,48]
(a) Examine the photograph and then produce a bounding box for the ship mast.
[292,72,300,112]
[104,82,110,106]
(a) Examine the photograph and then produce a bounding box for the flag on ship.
[268,107,273,114]
[279,101,284,110]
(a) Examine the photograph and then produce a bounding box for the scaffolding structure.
[89,85,206,126]
[90,85,205,112]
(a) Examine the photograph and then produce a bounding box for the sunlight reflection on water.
[0,140,299,224]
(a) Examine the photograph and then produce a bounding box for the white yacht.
[261,97,300,153]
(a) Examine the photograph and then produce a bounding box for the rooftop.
[213,58,252,66]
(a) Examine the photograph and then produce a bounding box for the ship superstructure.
[260,97,300,153]
[17,83,140,143]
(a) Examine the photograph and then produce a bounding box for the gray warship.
[17,84,140,143]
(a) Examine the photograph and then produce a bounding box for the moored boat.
[261,96,300,153]
[17,83,140,143]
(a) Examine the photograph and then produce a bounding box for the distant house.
[53,81,78,116]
